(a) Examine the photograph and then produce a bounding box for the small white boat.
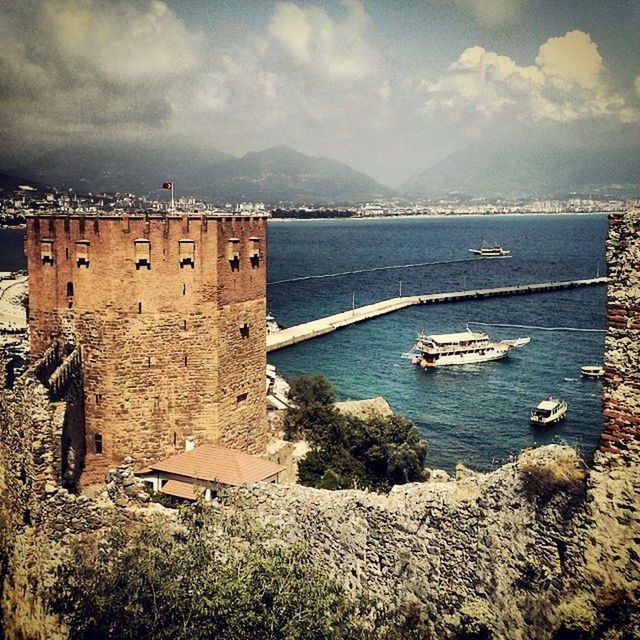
[530,397,568,425]
[581,365,604,378]
[469,242,511,258]
[266,312,281,334]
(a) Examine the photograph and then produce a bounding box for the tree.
[49,505,387,640]
[283,375,337,440]
[284,376,428,491]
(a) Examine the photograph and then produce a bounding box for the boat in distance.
[405,327,530,368]
[530,397,568,425]
[469,242,511,258]
[581,364,604,378]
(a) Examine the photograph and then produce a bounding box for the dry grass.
[517,445,587,496]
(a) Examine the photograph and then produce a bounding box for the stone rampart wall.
[599,211,640,463]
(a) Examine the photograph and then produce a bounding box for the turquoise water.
[267,214,608,471]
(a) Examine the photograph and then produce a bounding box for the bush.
[554,595,598,639]
[285,376,428,491]
[517,445,586,497]
[49,505,387,640]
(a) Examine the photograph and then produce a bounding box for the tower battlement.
[25,211,268,485]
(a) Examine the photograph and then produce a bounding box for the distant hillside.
[401,137,640,198]
[9,144,394,204]
[0,172,48,193]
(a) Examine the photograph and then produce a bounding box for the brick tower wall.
[598,209,640,464]
[25,213,268,484]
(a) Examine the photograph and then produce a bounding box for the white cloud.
[433,0,527,27]
[0,0,202,155]
[423,30,638,124]
[268,0,378,80]
[535,30,602,90]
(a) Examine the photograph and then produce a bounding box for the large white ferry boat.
[469,242,511,258]
[406,327,530,368]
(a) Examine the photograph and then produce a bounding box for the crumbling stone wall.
[599,211,640,462]
[0,359,166,639]
[25,213,268,484]
[579,208,640,613]
[233,445,588,639]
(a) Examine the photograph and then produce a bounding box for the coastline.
[268,211,615,222]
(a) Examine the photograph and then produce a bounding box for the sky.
[0,0,638,186]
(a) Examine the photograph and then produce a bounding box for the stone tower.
[25,212,268,484]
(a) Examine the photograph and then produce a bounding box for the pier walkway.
[266,277,606,352]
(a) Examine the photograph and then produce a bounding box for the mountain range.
[6,145,394,204]
[4,139,639,203]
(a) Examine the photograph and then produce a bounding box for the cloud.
[535,30,602,90]
[423,30,638,124]
[0,0,202,158]
[635,75,640,97]
[267,0,378,80]
[434,0,527,27]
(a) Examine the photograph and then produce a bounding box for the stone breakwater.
[1,209,639,639]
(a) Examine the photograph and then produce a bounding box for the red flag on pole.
[162,182,173,190]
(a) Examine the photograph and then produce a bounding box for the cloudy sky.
[1,0,638,185]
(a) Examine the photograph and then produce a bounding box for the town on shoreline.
[0,179,636,225]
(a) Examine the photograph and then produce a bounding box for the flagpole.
[171,182,174,212]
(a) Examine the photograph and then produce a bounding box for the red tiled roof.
[148,444,286,487]
[160,479,206,501]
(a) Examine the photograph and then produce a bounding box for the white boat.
[530,397,568,425]
[406,327,530,368]
[469,242,511,258]
[266,312,281,334]
[581,364,604,378]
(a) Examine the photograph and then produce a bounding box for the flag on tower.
[162,182,173,190]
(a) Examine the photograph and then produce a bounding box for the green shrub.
[284,376,427,491]
[49,505,387,640]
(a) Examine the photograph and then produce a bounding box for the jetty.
[267,277,606,352]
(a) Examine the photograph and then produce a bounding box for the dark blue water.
[267,215,608,472]
[0,227,26,271]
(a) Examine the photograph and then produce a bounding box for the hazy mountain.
[401,136,640,198]
[0,172,49,193]
[9,144,394,204]
[8,143,234,196]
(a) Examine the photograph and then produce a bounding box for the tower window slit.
[138,302,142,314]
[94,434,103,454]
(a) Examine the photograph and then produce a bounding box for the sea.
[266,214,608,472]
[0,214,608,472]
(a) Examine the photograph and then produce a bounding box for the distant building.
[25,211,269,486]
